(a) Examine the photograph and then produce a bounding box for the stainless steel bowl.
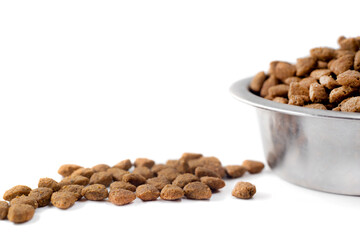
[230,77,360,195]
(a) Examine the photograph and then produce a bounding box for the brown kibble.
[59,175,90,187]
[28,188,53,207]
[89,172,113,187]
[339,37,359,52]
[329,86,356,103]
[10,195,38,209]
[180,152,203,162]
[274,62,296,81]
[58,164,83,177]
[272,97,288,104]
[198,157,226,178]
[122,173,147,186]
[319,75,339,90]
[113,159,132,171]
[288,82,309,97]
[92,164,110,173]
[184,182,212,200]
[157,168,180,182]
[337,70,360,88]
[283,76,302,85]
[134,158,155,168]
[250,71,267,92]
[310,47,336,61]
[195,167,220,178]
[71,168,94,179]
[166,159,179,168]
[309,83,328,103]
[268,84,289,98]
[242,160,265,174]
[354,51,360,71]
[340,97,360,112]
[151,164,171,175]
[7,204,35,223]
[81,184,108,201]
[0,201,9,220]
[109,189,136,206]
[3,185,32,201]
[330,54,354,75]
[146,176,170,191]
[268,61,279,75]
[296,57,317,76]
[106,168,129,181]
[38,178,60,192]
[160,184,184,201]
[225,165,247,178]
[299,77,317,89]
[288,95,310,106]
[51,192,77,209]
[260,76,278,97]
[335,49,355,59]
[133,166,154,179]
[317,61,328,69]
[59,185,84,200]
[172,173,199,188]
[310,69,332,80]
[232,182,256,199]
[110,181,137,192]
[136,184,160,201]
[304,103,327,110]
[200,177,225,190]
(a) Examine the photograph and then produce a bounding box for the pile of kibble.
[250,35,360,112]
[0,153,264,223]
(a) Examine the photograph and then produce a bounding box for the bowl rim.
[230,77,360,120]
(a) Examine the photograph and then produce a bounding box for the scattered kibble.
[232,182,256,199]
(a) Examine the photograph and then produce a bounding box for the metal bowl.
[230,77,360,195]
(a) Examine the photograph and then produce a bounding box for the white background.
[1,0,359,239]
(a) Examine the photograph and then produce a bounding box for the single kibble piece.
[151,164,171,175]
[288,82,309,98]
[200,177,225,190]
[71,168,94,179]
[134,158,155,168]
[195,167,220,178]
[273,97,288,104]
[28,188,53,207]
[197,157,226,178]
[10,195,38,209]
[51,192,77,209]
[339,37,359,52]
[274,61,296,81]
[106,168,129,181]
[260,76,278,97]
[183,182,212,200]
[146,176,170,191]
[81,184,108,201]
[59,175,90,187]
[283,76,301,85]
[3,185,32,201]
[160,184,184,201]
[113,159,132,171]
[319,75,339,90]
[0,201,9,220]
[340,97,360,112]
[166,159,179,168]
[288,95,310,106]
[122,173,146,186]
[136,184,160,201]
[38,178,60,192]
[58,164,83,177]
[225,165,247,178]
[232,182,256,199]
[354,51,360,71]
[310,47,336,61]
[267,84,289,98]
[309,83,328,103]
[309,69,332,80]
[59,185,84,200]
[110,181,137,192]
[329,86,356,103]
[250,71,267,93]
[89,172,113,187]
[296,57,317,76]
[157,168,180,182]
[329,54,354,75]
[132,166,154,179]
[304,103,327,110]
[109,189,136,206]
[180,152,203,162]
[92,164,110,173]
[242,160,265,174]
[172,173,199,188]
[7,204,35,223]
[336,70,360,88]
